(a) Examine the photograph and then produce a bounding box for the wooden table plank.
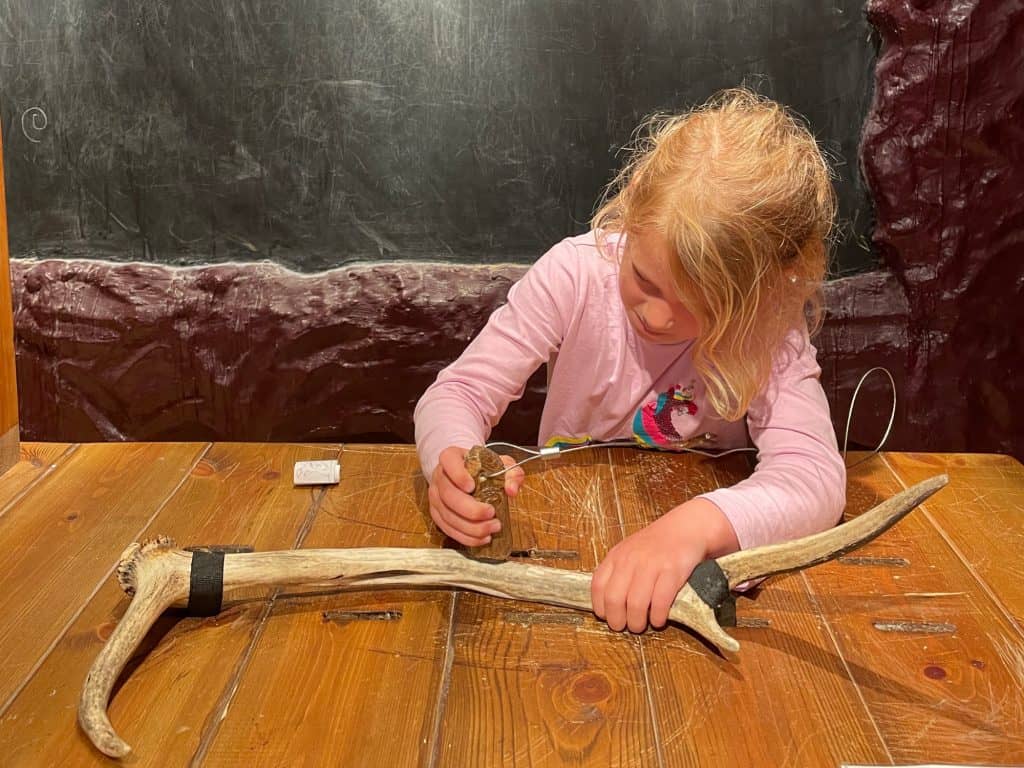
[442,597,656,766]
[0,442,208,711]
[437,449,661,766]
[199,445,454,767]
[0,442,74,514]
[610,448,893,767]
[884,452,1024,631]
[499,448,622,573]
[801,454,1024,763]
[0,442,340,767]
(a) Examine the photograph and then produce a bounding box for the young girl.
[414,89,846,634]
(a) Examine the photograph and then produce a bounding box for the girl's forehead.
[627,228,675,272]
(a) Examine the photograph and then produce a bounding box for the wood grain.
[884,452,1024,631]
[0,442,339,767]
[610,448,892,766]
[0,123,20,475]
[198,445,453,767]
[499,448,622,573]
[0,427,18,480]
[2,446,1021,766]
[801,454,1024,763]
[0,442,74,514]
[0,442,207,710]
[437,448,662,766]
[442,594,658,766]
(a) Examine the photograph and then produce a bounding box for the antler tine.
[715,474,949,589]
[666,585,739,653]
[78,538,191,758]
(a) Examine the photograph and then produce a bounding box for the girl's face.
[618,228,701,345]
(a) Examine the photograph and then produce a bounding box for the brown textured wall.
[12,260,542,444]
[0,258,934,453]
[859,0,1023,458]
[9,0,1024,459]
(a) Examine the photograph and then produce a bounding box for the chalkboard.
[1,0,876,274]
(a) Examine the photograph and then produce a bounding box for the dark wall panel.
[2,0,875,272]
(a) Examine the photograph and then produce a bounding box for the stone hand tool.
[463,444,514,561]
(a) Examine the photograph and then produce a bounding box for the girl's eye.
[634,266,658,292]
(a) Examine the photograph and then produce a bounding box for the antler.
[78,537,191,758]
[79,474,947,758]
[716,473,949,588]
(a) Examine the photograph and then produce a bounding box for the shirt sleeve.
[413,239,582,479]
[697,330,847,550]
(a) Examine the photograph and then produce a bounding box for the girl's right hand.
[428,446,524,546]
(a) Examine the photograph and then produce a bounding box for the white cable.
[484,439,634,475]
[842,366,897,469]
[484,441,545,457]
[483,438,755,477]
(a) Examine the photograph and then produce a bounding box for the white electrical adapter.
[293,459,341,486]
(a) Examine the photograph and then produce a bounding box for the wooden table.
[0,443,1021,766]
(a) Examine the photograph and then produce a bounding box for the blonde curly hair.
[593,88,836,421]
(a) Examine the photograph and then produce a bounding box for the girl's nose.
[643,302,675,332]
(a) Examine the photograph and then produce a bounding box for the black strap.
[187,550,225,616]
[688,559,730,610]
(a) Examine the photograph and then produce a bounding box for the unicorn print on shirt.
[633,382,714,450]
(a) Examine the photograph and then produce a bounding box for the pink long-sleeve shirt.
[414,231,846,550]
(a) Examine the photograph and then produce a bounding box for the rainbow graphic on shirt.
[543,434,599,450]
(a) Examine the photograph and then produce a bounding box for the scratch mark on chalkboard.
[352,215,400,257]
[20,106,46,142]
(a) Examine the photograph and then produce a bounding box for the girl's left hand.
[591,498,738,633]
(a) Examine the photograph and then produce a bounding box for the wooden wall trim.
[0,425,18,473]
[0,122,21,476]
